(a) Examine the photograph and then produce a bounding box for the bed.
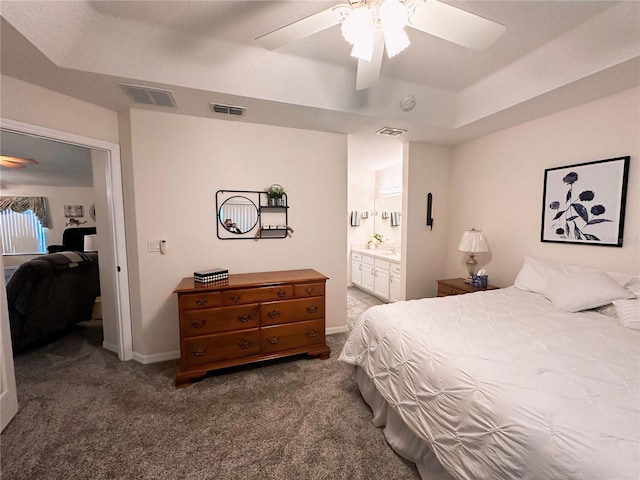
[339,257,639,480]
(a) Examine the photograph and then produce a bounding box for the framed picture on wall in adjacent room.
[64,204,84,218]
[541,156,630,247]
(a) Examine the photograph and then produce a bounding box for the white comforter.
[339,287,639,480]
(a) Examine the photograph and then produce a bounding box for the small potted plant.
[368,233,384,249]
[266,184,285,206]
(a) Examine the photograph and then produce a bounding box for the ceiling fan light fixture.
[380,0,410,58]
[379,0,409,30]
[383,27,410,58]
[0,155,38,169]
[350,31,375,61]
[341,7,373,46]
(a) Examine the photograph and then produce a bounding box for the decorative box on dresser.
[437,277,499,297]
[174,269,330,388]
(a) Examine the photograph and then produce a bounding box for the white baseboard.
[103,340,179,364]
[133,350,181,364]
[102,340,119,354]
[326,325,349,335]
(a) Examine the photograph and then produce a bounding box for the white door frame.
[1,252,19,431]
[0,118,133,361]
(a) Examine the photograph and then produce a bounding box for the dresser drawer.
[294,282,325,298]
[261,319,325,353]
[179,292,222,310]
[182,329,260,368]
[222,285,293,305]
[260,298,325,326]
[181,305,260,337]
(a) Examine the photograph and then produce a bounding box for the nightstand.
[437,278,499,297]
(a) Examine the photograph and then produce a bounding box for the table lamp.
[457,227,490,283]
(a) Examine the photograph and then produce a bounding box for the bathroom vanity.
[350,248,401,302]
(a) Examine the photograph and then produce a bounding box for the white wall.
[402,143,451,299]
[1,185,95,266]
[0,75,119,144]
[374,164,403,246]
[347,138,377,252]
[123,109,348,356]
[446,87,640,286]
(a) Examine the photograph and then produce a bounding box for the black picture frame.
[541,156,630,247]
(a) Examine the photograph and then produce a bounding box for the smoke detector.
[400,95,416,111]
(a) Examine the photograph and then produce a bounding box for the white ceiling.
[1,0,639,185]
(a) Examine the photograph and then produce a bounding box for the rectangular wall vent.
[119,84,177,108]
[376,127,407,137]
[210,103,246,116]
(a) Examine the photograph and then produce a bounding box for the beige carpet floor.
[1,287,419,480]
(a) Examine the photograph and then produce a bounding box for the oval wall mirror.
[218,195,259,234]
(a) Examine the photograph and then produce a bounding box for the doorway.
[1,118,132,361]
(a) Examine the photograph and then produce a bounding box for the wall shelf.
[216,189,291,240]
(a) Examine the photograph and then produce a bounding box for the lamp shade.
[83,234,98,252]
[457,228,490,253]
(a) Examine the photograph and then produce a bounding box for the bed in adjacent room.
[339,257,639,480]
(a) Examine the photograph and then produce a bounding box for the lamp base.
[464,253,478,283]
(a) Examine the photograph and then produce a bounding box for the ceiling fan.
[256,0,506,90]
[0,155,39,169]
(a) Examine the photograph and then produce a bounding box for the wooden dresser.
[437,277,499,297]
[174,269,330,388]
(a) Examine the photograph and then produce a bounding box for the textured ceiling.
[1,0,639,185]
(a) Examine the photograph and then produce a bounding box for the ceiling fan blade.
[356,32,385,91]
[256,5,347,50]
[408,0,506,51]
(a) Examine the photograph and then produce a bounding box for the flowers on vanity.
[368,233,385,248]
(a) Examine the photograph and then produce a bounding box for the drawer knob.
[238,340,251,349]
[192,348,207,357]
[267,310,280,319]
[306,305,318,314]
[230,295,241,303]
[276,290,287,298]
[305,287,314,295]
[267,336,280,344]
[195,297,208,306]
[190,320,206,329]
[306,330,319,338]
[237,313,252,323]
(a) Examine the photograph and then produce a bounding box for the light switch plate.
[147,240,161,252]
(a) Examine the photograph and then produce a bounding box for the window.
[0,209,47,254]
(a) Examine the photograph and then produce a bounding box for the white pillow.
[624,277,640,297]
[513,256,563,293]
[613,299,640,331]
[543,271,630,312]
[514,255,635,294]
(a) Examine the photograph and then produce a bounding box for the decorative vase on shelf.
[368,243,376,249]
[268,197,277,207]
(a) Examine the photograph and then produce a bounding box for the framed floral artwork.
[541,156,630,247]
[63,204,83,218]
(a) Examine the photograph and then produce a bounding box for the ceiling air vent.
[119,84,177,108]
[210,103,246,117]
[376,127,407,137]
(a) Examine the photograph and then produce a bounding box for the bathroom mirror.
[374,194,402,245]
[218,195,259,235]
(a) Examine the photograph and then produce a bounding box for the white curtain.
[0,196,49,227]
